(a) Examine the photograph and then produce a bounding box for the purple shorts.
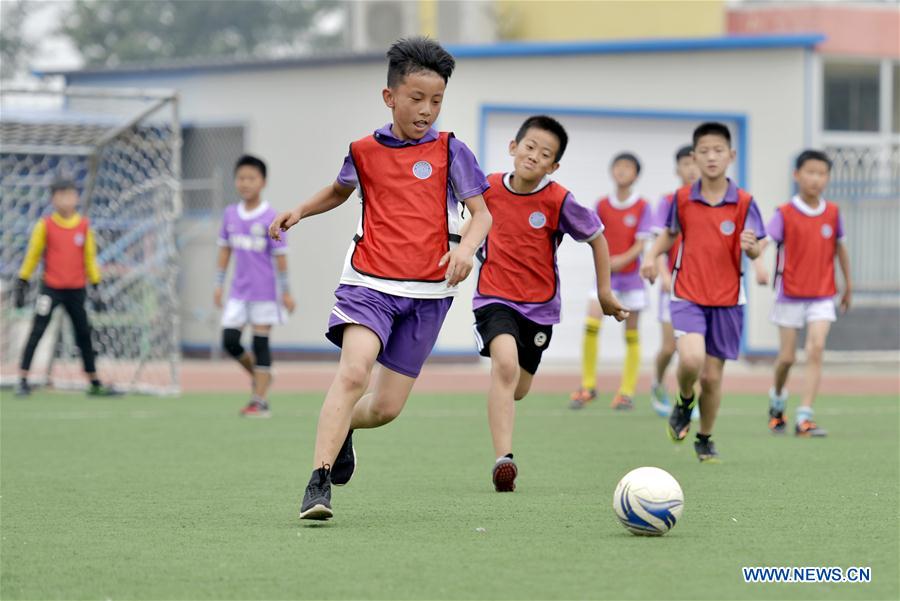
[670,301,743,360]
[326,284,453,378]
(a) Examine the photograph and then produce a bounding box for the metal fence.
[827,145,900,295]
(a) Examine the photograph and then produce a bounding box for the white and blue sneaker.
[650,383,672,418]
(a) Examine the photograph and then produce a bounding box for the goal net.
[1,85,182,395]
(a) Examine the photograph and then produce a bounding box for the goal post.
[1,85,182,395]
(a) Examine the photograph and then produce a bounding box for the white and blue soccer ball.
[613,467,684,536]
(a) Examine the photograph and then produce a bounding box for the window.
[824,61,880,132]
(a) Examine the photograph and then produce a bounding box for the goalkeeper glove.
[14,279,28,308]
[90,284,107,313]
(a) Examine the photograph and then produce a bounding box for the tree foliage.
[1,0,36,79]
[60,0,345,68]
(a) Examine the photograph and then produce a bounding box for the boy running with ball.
[270,38,492,520]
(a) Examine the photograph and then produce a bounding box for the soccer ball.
[613,467,684,536]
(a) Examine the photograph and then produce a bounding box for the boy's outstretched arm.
[269,181,355,241]
[589,234,629,322]
[439,195,491,286]
[836,240,852,313]
[213,246,231,309]
[640,230,675,284]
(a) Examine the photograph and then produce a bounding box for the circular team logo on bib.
[412,161,433,180]
[534,332,548,347]
[623,214,637,227]
[73,233,85,247]
[821,224,833,239]
[529,211,547,229]
[719,220,736,235]
[251,223,265,236]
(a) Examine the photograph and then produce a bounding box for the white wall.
[70,46,808,357]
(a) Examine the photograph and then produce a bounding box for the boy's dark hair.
[50,177,77,194]
[386,36,456,88]
[611,152,641,175]
[693,122,732,148]
[234,154,267,179]
[795,149,832,171]
[515,115,569,162]
[675,145,693,161]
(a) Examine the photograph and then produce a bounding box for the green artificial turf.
[1,389,897,600]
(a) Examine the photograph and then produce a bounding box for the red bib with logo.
[672,185,753,306]
[350,132,454,282]
[477,173,567,303]
[778,201,839,298]
[596,196,647,274]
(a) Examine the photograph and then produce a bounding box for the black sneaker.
[15,380,31,397]
[492,454,517,492]
[694,436,721,463]
[299,465,333,520]
[667,395,695,442]
[331,430,356,486]
[768,409,786,434]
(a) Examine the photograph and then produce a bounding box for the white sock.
[796,406,813,424]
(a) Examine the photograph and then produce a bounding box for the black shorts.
[473,303,553,375]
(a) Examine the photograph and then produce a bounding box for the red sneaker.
[240,400,271,418]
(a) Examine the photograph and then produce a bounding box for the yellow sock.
[620,329,641,397]
[581,317,601,390]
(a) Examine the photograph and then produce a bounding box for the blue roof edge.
[448,33,825,58]
[35,33,825,80]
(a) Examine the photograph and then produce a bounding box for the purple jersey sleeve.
[559,192,604,242]
[336,154,357,189]
[268,223,288,255]
[651,196,671,233]
[746,200,766,239]
[449,137,489,203]
[665,199,679,233]
[636,202,654,239]
[766,208,785,243]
